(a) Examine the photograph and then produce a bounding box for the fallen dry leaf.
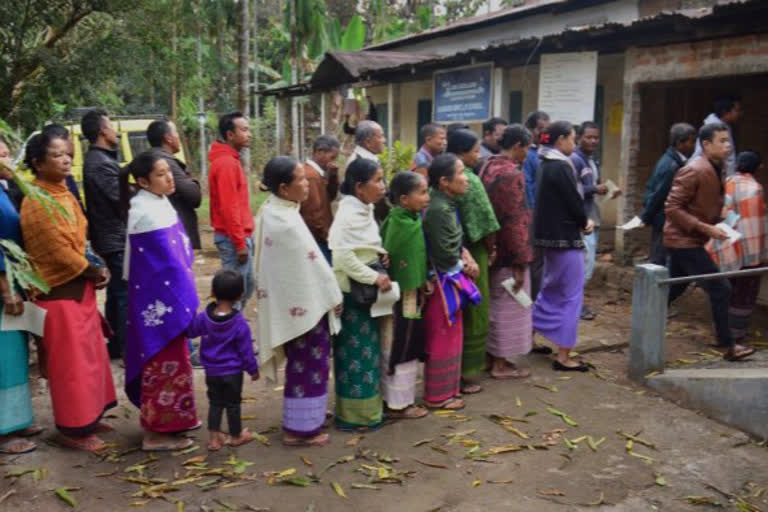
[331,481,348,499]
[538,488,566,496]
[412,458,449,469]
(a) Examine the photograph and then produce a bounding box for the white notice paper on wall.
[370,282,401,318]
[1,301,47,337]
[538,52,598,124]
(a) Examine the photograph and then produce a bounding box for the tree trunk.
[252,0,260,126]
[196,0,207,186]
[290,0,299,158]
[238,0,251,172]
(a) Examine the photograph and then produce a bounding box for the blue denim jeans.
[103,251,128,359]
[214,233,255,311]
[583,228,599,282]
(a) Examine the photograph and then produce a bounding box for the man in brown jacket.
[664,122,755,361]
[300,134,340,262]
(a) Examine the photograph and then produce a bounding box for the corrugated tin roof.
[311,51,441,88]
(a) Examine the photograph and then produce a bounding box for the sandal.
[55,433,107,452]
[282,432,330,447]
[226,428,254,447]
[208,433,226,452]
[141,437,194,452]
[385,405,428,420]
[0,437,36,454]
[424,398,466,410]
[723,345,756,362]
[491,366,531,380]
[460,381,483,394]
[16,425,45,437]
[552,360,589,373]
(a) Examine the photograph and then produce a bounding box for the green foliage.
[0,239,51,297]
[379,140,416,182]
[340,15,366,51]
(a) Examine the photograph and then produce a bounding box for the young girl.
[379,171,431,420]
[421,153,479,410]
[186,269,259,450]
[255,156,342,447]
[122,151,200,451]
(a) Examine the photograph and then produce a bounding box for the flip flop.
[16,425,45,437]
[55,433,107,452]
[491,367,531,380]
[0,437,36,454]
[460,382,483,394]
[425,398,466,411]
[723,346,756,362]
[141,437,194,452]
[282,432,330,447]
[385,405,428,420]
[226,428,255,447]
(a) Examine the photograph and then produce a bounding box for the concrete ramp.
[647,369,768,440]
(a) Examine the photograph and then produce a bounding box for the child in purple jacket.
[187,269,259,451]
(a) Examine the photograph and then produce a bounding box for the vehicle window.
[128,133,151,159]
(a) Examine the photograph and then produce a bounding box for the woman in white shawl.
[328,158,391,431]
[255,156,342,447]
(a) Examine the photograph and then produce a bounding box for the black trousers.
[667,247,733,347]
[206,373,243,436]
[649,225,668,266]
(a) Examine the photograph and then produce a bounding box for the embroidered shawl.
[255,195,343,381]
[455,169,499,245]
[380,206,427,292]
[124,190,199,407]
[328,194,385,253]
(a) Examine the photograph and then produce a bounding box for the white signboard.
[538,52,598,123]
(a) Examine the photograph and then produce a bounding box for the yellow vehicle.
[16,116,186,183]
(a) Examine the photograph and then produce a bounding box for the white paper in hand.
[500,277,533,308]
[619,216,644,230]
[1,301,47,337]
[597,180,620,204]
[370,281,400,318]
[715,222,743,243]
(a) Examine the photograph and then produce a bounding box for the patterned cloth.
[424,292,463,403]
[707,173,768,272]
[461,242,490,377]
[140,336,198,433]
[333,294,383,430]
[283,318,331,437]
[488,267,533,358]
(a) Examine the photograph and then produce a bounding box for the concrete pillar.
[628,263,669,382]
[320,92,327,135]
[276,96,290,155]
[387,83,394,150]
[492,67,506,118]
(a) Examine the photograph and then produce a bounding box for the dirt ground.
[1,227,767,512]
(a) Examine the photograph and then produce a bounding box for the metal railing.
[658,266,768,286]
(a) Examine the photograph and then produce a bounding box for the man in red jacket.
[208,112,254,310]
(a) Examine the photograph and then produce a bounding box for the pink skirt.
[423,293,463,403]
[487,267,533,358]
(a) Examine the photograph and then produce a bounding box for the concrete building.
[264,0,768,266]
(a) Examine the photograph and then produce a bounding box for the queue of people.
[0,100,759,456]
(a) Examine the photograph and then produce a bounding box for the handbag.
[349,261,386,305]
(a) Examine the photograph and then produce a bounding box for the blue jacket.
[641,147,687,230]
[523,147,540,209]
[570,148,600,224]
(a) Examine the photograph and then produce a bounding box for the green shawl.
[456,169,500,245]
[422,189,463,273]
[380,207,427,292]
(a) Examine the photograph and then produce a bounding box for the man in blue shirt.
[523,111,550,210]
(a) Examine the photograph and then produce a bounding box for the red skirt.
[423,293,463,403]
[37,282,117,436]
[140,335,198,433]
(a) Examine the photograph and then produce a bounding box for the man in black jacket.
[640,123,697,266]
[146,120,202,249]
[82,109,127,359]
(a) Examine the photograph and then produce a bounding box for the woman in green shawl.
[447,129,500,393]
[379,172,431,419]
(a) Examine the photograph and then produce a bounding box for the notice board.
[433,64,493,123]
[538,52,598,123]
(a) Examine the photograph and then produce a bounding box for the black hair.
[713,95,741,118]
[428,153,460,188]
[262,156,299,195]
[699,122,729,144]
[212,269,245,302]
[420,123,445,140]
[81,109,109,144]
[736,151,761,174]
[669,123,697,147]
[540,120,574,147]
[340,157,380,196]
[446,129,479,156]
[482,117,508,136]
[579,121,599,135]
[312,134,340,153]
[119,151,163,217]
[24,131,68,175]
[499,124,533,150]
[524,110,550,130]
[446,123,470,134]
[388,171,426,204]
[218,112,245,140]
[146,119,172,148]
[42,124,70,139]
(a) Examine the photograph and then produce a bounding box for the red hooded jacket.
[208,141,254,250]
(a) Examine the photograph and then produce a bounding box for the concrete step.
[647,368,768,439]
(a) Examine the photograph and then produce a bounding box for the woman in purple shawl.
[121,152,200,451]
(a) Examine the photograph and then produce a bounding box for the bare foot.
[226,428,254,447]
[55,433,106,452]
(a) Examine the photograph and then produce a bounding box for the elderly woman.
[446,129,500,394]
[480,124,534,379]
[20,131,116,452]
[708,151,768,344]
[329,157,390,431]
[255,156,342,446]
